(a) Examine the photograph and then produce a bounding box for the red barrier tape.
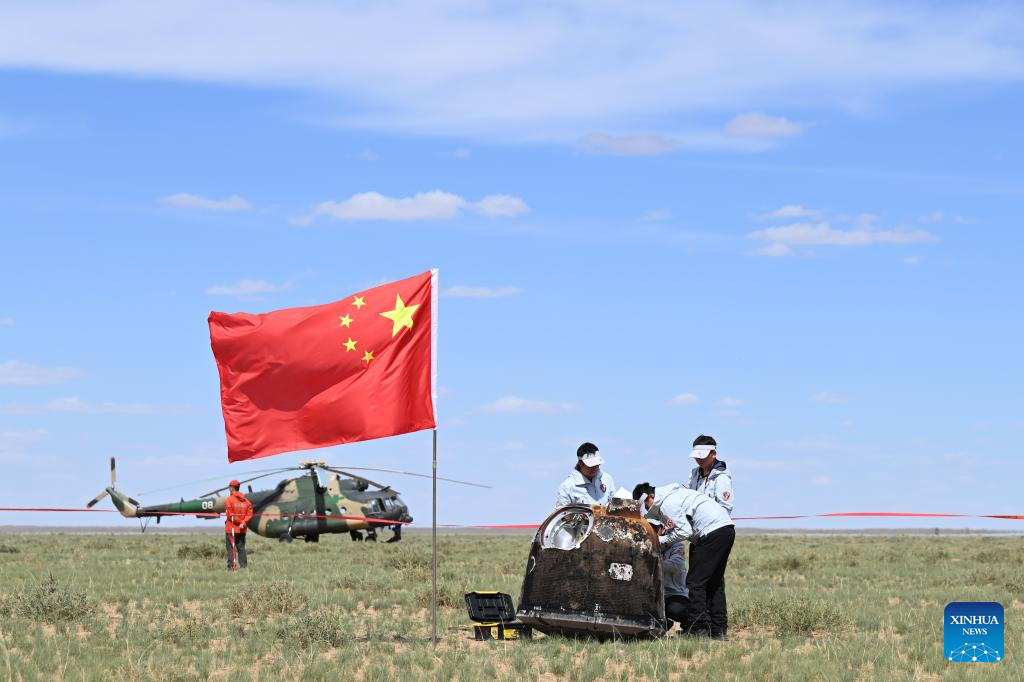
[0,507,409,526]
[0,508,1022,528]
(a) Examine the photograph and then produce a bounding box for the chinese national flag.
[209,270,437,461]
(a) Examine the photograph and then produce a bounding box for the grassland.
[0,531,1020,681]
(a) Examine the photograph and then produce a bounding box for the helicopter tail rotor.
[86,457,118,508]
[86,457,140,516]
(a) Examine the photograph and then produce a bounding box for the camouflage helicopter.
[87,458,487,543]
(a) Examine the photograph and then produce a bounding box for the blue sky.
[1,1,1021,530]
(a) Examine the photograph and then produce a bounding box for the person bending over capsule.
[633,481,735,640]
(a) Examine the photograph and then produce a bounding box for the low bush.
[733,596,852,636]
[760,555,806,572]
[162,616,214,645]
[225,581,308,617]
[177,544,221,560]
[285,608,355,647]
[9,574,95,622]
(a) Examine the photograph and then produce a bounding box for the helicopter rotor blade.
[198,467,302,499]
[86,490,109,509]
[110,457,117,486]
[136,467,301,497]
[317,465,395,491]
[324,465,492,489]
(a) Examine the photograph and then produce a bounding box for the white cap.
[579,450,603,467]
[689,444,716,459]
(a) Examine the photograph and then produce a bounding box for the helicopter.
[87,458,488,543]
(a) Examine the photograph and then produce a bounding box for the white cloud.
[749,219,938,257]
[0,3,1022,141]
[578,133,677,156]
[45,397,190,415]
[759,205,822,220]
[0,428,46,442]
[473,194,530,217]
[811,391,849,403]
[752,243,793,258]
[717,397,744,406]
[478,396,577,415]
[160,193,251,211]
[442,286,522,299]
[302,190,528,223]
[670,393,698,406]
[642,209,672,222]
[0,360,82,385]
[919,210,945,223]
[204,279,289,296]
[502,441,526,451]
[725,113,802,139]
[0,318,14,326]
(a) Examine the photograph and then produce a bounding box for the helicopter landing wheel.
[278,532,294,543]
[303,534,320,543]
[349,531,363,542]
[366,529,378,542]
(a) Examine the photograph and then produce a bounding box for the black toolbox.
[464,591,533,640]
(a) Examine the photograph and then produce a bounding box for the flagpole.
[432,427,438,647]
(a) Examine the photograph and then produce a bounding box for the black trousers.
[684,525,735,634]
[225,533,248,569]
[665,595,691,629]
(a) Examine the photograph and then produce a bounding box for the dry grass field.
[0,531,1020,681]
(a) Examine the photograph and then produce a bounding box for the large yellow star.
[362,350,374,364]
[379,294,420,337]
[339,314,353,328]
[343,337,357,352]
[352,296,366,309]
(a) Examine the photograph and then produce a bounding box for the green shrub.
[0,543,20,554]
[733,596,851,636]
[286,608,355,647]
[10,574,95,622]
[177,544,221,560]
[162,616,214,645]
[225,581,308,617]
[760,555,806,572]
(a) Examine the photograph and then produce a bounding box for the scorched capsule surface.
[516,499,667,638]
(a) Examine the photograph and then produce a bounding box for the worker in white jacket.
[686,434,733,516]
[555,442,615,507]
[634,482,735,640]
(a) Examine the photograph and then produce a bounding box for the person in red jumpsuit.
[224,479,254,570]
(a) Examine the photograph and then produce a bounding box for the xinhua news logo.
[944,602,1003,663]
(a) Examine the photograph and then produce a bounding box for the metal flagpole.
[430,268,439,648]
[432,428,438,646]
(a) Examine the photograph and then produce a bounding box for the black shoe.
[710,631,729,641]
[685,627,711,639]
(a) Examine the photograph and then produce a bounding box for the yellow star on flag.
[343,338,357,352]
[352,296,366,309]
[339,314,353,328]
[379,294,420,337]
[362,350,374,364]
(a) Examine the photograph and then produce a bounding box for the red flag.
[209,270,437,461]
